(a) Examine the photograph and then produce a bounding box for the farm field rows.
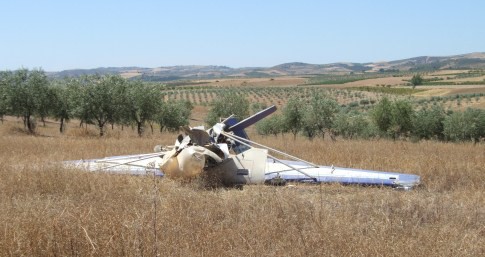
[162,85,485,114]
[157,70,485,114]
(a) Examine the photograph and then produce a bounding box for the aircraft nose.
[175,146,206,179]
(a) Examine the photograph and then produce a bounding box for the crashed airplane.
[66,105,420,190]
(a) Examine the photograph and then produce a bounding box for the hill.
[47,52,485,81]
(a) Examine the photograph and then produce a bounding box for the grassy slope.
[0,121,484,256]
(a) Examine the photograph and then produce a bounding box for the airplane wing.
[265,159,420,190]
[220,130,421,190]
[64,152,164,176]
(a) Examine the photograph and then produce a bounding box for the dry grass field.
[414,85,485,96]
[0,120,484,257]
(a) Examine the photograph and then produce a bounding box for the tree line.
[0,69,192,136]
[2,69,484,142]
[255,94,485,143]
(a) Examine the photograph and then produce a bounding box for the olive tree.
[159,100,192,132]
[333,111,376,139]
[282,96,305,139]
[4,69,50,133]
[372,98,414,138]
[124,81,164,136]
[0,72,8,123]
[72,75,126,136]
[410,74,423,89]
[50,80,76,133]
[443,108,485,142]
[37,83,56,127]
[206,92,249,126]
[389,99,414,138]
[371,97,393,134]
[412,105,446,140]
[301,94,339,140]
[68,76,93,128]
[255,113,284,136]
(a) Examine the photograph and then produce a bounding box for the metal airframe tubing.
[222,131,320,168]
[221,131,317,181]
[95,153,162,171]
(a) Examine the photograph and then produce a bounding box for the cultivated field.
[160,70,485,113]
[0,120,484,256]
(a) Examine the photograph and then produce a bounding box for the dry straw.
[0,121,484,256]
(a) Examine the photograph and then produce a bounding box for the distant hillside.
[48,52,485,81]
[380,52,485,71]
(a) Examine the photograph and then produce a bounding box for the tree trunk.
[98,121,105,137]
[23,116,28,130]
[60,117,65,133]
[26,116,35,134]
[137,121,144,137]
[147,121,155,134]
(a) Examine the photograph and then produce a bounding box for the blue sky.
[1,0,484,71]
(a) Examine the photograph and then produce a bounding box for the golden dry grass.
[428,70,471,76]
[446,86,485,95]
[0,121,484,256]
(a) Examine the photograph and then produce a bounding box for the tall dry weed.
[0,120,484,256]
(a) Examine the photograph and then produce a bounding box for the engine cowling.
[161,146,206,179]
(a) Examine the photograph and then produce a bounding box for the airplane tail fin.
[224,105,277,154]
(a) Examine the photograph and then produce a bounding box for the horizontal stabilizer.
[227,105,276,132]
